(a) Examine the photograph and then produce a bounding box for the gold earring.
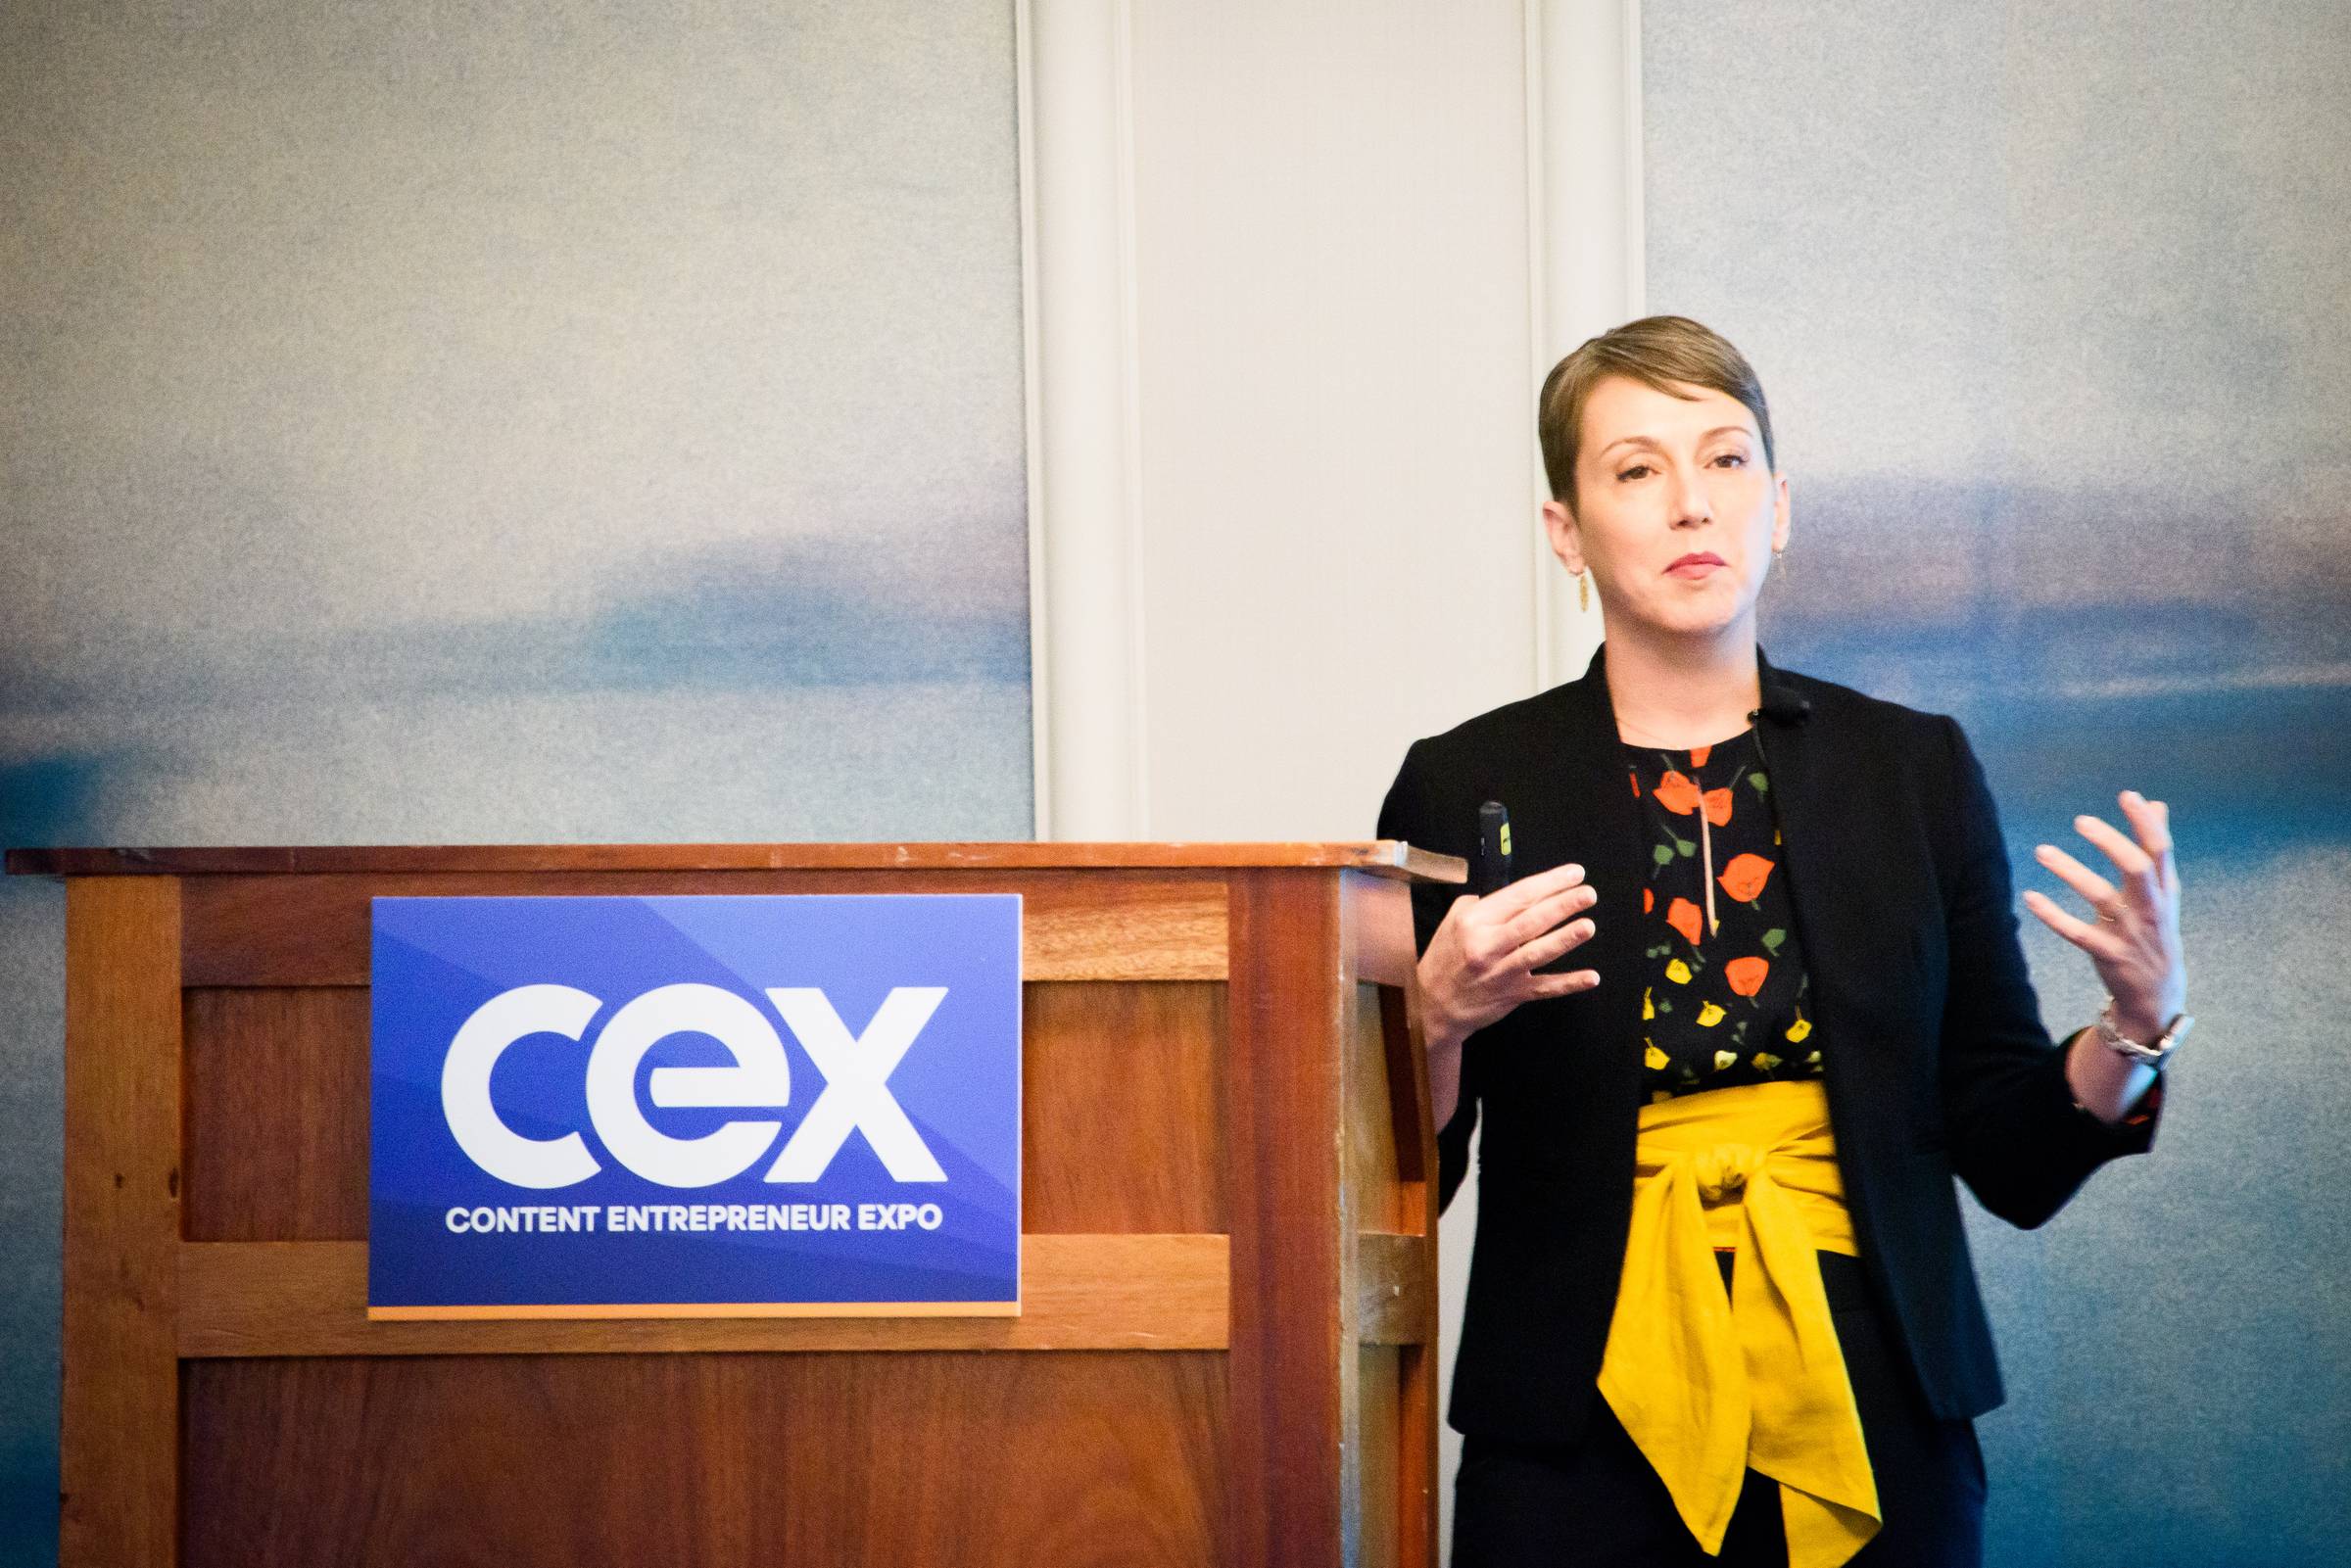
[1578,571,1590,612]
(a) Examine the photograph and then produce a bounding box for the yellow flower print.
[1644,987,1655,1021]
[1696,1001,1726,1027]
[1653,1089,1676,1104]
[1645,1042,1669,1069]
[1752,1052,1783,1071]
[1785,1014,1812,1044]
[1712,1049,1737,1071]
[1666,959,1693,985]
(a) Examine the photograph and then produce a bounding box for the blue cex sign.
[367,894,1022,1319]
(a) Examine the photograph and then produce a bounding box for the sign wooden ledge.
[180,1234,1237,1356]
[8,840,1466,882]
[174,1231,1436,1356]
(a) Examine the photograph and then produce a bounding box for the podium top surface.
[6,839,1467,883]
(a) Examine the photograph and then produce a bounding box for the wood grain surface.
[1395,1340,1438,1567]
[183,987,369,1241]
[60,878,181,1568]
[183,1350,1226,1567]
[179,1234,1229,1356]
[1223,868,1348,1565]
[1346,872,1421,990]
[1357,1345,1404,1568]
[1346,980,1408,1237]
[181,869,1228,986]
[1354,1232,1432,1349]
[1353,876,1441,1564]
[1024,981,1225,1233]
[12,838,1464,880]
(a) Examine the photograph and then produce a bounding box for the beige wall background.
[1025,2,1626,1552]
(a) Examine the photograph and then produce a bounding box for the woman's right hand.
[1418,861,1602,1056]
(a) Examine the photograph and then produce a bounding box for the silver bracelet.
[2093,994,2192,1068]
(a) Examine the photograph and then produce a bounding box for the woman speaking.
[1376,316,2187,1567]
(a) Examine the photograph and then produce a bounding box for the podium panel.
[183,1352,1225,1565]
[13,842,1462,1568]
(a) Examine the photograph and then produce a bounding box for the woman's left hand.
[2021,790,2185,1040]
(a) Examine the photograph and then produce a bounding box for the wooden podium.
[11,841,1463,1567]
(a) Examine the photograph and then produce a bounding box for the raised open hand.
[2022,790,2185,1042]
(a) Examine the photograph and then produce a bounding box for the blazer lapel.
[1527,648,1649,1108]
[1753,652,1906,1163]
[1751,652,1848,988]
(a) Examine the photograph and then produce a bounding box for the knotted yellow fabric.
[1598,1078,1880,1568]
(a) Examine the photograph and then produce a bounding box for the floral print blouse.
[1627,728,1824,1102]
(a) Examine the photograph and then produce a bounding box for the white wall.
[1025,1,1634,1552]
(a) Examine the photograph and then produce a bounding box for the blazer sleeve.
[1376,739,1481,1214]
[1935,715,2158,1229]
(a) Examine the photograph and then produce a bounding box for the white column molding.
[1525,0,1645,689]
[1019,0,1150,840]
[1433,10,1642,1558]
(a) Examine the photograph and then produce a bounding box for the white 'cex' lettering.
[437,982,947,1189]
[440,984,604,1189]
[584,983,792,1189]
[763,987,948,1183]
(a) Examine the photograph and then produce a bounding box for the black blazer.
[1376,646,2156,1443]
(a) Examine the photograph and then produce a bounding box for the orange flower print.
[1723,955,1769,996]
[1630,770,1642,798]
[1665,896,1703,946]
[1702,786,1733,826]
[1653,770,1703,816]
[1689,743,1711,768]
[1718,852,1774,903]
[1644,886,1655,914]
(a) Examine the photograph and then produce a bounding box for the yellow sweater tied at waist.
[1598,1078,1881,1568]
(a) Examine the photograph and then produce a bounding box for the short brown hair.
[1537,315,1774,509]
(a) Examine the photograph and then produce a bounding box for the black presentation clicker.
[1476,800,1511,896]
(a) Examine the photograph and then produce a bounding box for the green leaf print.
[1673,837,1696,858]
[1654,844,1676,868]
[1761,928,1786,953]
[1749,772,1769,793]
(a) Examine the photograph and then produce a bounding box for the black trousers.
[1453,1253,1986,1567]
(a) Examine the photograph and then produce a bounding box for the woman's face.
[1544,375,1790,644]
